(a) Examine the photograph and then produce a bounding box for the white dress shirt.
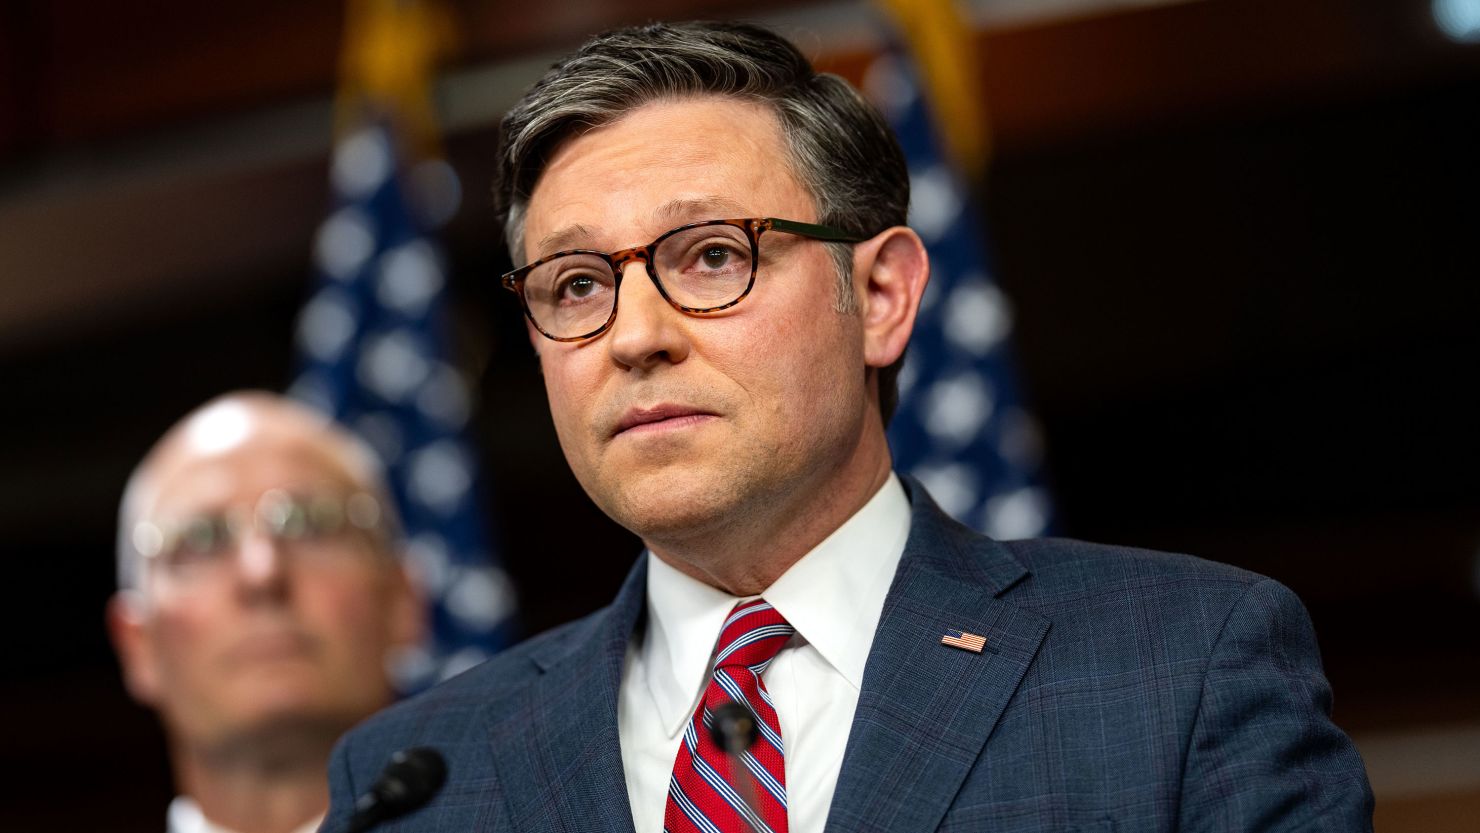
[617,474,912,833]
[165,796,321,833]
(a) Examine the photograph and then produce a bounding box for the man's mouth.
[225,628,318,666]
[613,404,718,437]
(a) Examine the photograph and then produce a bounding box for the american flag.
[868,37,1056,541]
[290,120,517,688]
[941,629,988,653]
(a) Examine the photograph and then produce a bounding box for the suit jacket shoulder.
[323,556,648,833]
[1001,535,1269,654]
[824,480,1371,833]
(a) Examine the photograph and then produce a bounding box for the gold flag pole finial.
[876,0,992,178]
[335,0,457,159]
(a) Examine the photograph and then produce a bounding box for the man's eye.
[164,518,232,567]
[688,241,749,273]
[563,275,599,299]
[701,246,732,269]
[167,546,225,568]
[551,267,612,303]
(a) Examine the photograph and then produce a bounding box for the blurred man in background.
[108,392,421,833]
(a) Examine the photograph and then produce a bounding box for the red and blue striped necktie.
[664,598,794,833]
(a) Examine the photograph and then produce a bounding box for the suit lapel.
[483,556,648,833]
[825,481,1050,833]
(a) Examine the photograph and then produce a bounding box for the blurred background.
[2,0,1477,830]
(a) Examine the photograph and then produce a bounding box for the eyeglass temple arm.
[765,218,865,243]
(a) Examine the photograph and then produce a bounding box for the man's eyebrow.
[536,198,754,257]
[656,197,751,224]
[535,224,603,257]
[536,223,600,257]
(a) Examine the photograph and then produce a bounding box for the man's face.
[112,422,417,752]
[523,97,876,547]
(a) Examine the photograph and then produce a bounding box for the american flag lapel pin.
[941,629,987,653]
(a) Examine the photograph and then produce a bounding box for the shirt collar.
[167,796,323,833]
[640,473,911,737]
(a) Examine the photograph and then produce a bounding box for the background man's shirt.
[165,797,321,833]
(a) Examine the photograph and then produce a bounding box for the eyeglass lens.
[522,223,755,339]
[147,491,377,579]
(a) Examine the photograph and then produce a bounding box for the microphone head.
[347,747,447,832]
[709,702,760,754]
[376,747,448,810]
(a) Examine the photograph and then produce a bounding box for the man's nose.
[606,261,691,370]
[234,530,290,601]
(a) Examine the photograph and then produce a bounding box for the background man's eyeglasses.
[502,217,862,342]
[133,489,387,582]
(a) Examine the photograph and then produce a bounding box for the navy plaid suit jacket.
[323,478,1373,832]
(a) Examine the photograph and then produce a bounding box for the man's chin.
[596,467,747,542]
[230,695,375,738]
[218,670,370,724]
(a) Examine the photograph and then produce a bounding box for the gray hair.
[494,20,911,421]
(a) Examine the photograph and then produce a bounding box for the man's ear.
[387,560,427,652]
[855,226,930,370]
[106,592,161,707]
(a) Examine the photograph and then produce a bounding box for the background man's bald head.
[116,391,394,593]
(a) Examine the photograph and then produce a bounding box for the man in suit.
[324,21,1372,832]
[109,392,423,833]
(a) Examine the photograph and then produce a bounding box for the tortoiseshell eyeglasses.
[501,217,863,342]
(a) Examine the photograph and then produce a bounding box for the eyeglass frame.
[132,488,391,583]
[501,217,865,342]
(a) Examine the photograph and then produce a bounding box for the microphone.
[709,702,765,833]
[709,701,760,753]
[344,747,447,833]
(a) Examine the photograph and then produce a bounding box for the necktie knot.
[713,599,794,674]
